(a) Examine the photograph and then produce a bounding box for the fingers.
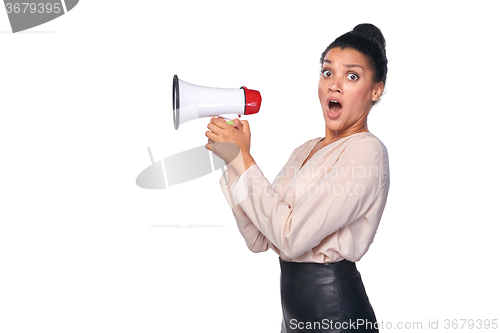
[206,117,250,146]
[209,117,247,130]
[210,117,233,129]
[205,129,218,143]
[241,120,250,132]
[206,122,220,136]
[207,117,241,137]
[205,136,214,151]
[232,118,243,130]
[206,121,231,143]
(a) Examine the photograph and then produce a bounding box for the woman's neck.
[322,123,369,147]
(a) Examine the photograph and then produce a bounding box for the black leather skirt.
[280,258,378,333]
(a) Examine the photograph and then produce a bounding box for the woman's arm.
[207,117,277,253]
[220,174,277,253]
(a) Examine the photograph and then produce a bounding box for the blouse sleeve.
[225,137,386,259]
[219,169,277,254]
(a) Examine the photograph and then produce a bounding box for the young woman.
[206,23,389,333]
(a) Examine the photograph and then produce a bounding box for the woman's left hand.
[205,117,255,172]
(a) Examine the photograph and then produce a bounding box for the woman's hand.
[205,117,256,174]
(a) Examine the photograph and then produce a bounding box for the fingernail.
[226,120,234,125]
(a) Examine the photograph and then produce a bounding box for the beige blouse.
[219,132,390,263]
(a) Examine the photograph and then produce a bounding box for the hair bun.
[352,23,386,53]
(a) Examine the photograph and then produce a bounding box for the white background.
[1,1,499,332]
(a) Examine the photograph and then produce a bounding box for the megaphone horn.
[172,75,261,130]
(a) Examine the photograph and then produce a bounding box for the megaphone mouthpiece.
[241,86,261,115]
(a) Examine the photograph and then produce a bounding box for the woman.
[206,23,389,333]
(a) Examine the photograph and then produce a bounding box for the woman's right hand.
[205,117,256,176]
[206,118,243,148]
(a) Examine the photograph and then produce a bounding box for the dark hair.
[320,23,388,87]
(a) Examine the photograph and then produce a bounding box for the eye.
[321,69,332,78]
[346,73,359,81]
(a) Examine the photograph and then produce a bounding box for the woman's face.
[318,47,383,136]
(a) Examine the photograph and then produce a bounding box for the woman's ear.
[371,82,384,102]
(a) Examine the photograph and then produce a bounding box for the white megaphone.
[172,75,261,129]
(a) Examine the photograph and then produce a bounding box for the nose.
[328,76,342,94]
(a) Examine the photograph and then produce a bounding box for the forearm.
[242,152,256,171]
[225,151,256,181]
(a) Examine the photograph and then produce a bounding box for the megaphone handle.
[220,114,240,122]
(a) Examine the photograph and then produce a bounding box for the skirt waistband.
[279,257,357,272]
[279,257,378,332]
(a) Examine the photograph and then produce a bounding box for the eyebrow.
[345,64,364,70]
[323,60,364,71]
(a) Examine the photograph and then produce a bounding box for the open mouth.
[328,100,342,113]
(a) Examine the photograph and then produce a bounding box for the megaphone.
[172,75,261,129]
